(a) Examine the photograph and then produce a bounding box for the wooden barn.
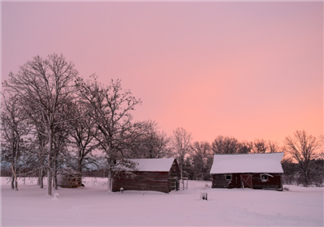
[210,153,284,191]
[57,173,81,188]
[112,158,180,193]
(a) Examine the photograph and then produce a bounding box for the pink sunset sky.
[1,1,323,145]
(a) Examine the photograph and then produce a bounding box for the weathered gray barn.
[112,158,180,193]
[210,153,284,191]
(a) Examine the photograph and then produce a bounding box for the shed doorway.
[240,174,252,188]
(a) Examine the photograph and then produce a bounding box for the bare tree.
[285,130,320,186]
[252,139,268,153]
[171,127,192,179]
[128,120,172,159]
[190,141,212,180]
[0,94,31,190]
[211,136,240,154]
[237,141,253,154]
[28,114,47,188]
[76,76,141,191]
[3,54,78,196]
[67,100,99,183]
[268,140,281,153]
[318,135,324,159]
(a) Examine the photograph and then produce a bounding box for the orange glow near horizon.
[1,2,323,145]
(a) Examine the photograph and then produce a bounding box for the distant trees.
[128,120,172,159]
[212,136,250,154]
[237,141,253,154]
[285,130,321,186]
[190,141,213,180]
[171,127,192,179]
[252,139,268,153]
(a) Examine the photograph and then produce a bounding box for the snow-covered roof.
[210,153,284,174]
[123,158,176,172]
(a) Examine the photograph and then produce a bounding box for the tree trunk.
[14,142,18,191]
[15,180,18,191]
[47,158,52,195]
[78,159,83,185]
[54,175,57,189]
[108,168,112,192]
[47,148,52,195]
[47,129,53,196]
[53,151,58,190]
[38,144,44,188]
[304,171,309,187]
[39,168,44,188]
[107,158,114,192]
[11,175,15,190]
[47,166,52,196]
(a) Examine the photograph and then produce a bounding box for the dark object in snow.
[120,188,124,193]
[81,184,85,187]
[112,158,180,193]
[201,192,208,200]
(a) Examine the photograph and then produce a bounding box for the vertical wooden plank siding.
[212,173,283,191]
[112,159,181,193]
[112,171,170,193]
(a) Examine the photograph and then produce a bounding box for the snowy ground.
[1,177,323,227]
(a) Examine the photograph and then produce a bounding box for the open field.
[1,177,323,226]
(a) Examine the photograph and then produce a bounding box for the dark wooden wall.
[212,173,283,191]
[112,160,181,193]
[169,161,181,191]
[57,174,81,188]
[112,171,171,193]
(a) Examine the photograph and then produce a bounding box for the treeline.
[77,133,324,187]
[1,54,323,196]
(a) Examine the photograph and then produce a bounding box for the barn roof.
[210,152,284,174]
[119,158,176,172]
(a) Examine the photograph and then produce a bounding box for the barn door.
[240,174,252,188]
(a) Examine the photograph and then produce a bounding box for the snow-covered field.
[1,177,323,227]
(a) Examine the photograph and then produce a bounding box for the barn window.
[225,175,232,181]
[260,174,268,182]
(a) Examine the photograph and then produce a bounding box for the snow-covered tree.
[75,76,141,191]
[3,54,78,195]
[67,100,99,183]
[0,94,31,190]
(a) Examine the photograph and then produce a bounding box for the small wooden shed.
[57,173,82,188]
[210,153,284,191]
[112,158,180,193]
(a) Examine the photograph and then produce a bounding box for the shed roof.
[210,152,284,174]
[122,158,176,172]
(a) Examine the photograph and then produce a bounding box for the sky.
[1,1,323,145]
